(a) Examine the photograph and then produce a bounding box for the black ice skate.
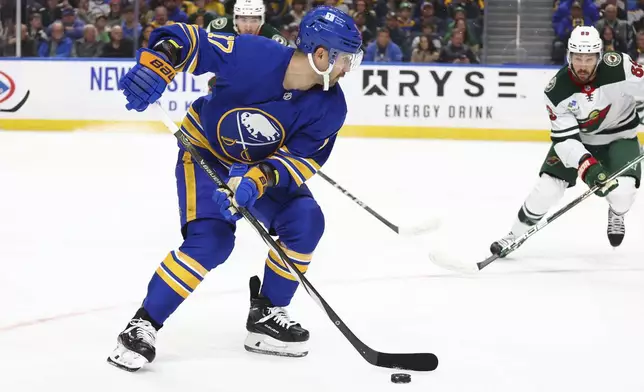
[607,208,625,247]
[490,232,517,257]
[244,276,309,358]
[107,309,158,372]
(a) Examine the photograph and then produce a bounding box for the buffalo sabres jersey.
[205,18,291,92]
[148,24,346,190]
[545,52,644,147]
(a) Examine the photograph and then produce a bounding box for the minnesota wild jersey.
[545,52,644,147]
[206,16,289,46]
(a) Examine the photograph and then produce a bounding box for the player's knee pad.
[606,176,637,214]
[272,197,325,254]
[520,174,568,224]
[179,218,236,271]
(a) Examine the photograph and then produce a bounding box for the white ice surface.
[0,131,643,391]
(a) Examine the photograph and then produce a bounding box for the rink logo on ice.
[217,108,285,163]
[0,71,16,104]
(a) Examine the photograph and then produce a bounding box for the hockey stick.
[476,152,644,270]
[0,90,30,113]
[430,152,644,273]
[154,102,438,372]
[317,171,441,235]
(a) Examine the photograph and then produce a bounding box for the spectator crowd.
[552,0,644,64]
[0,0,483,63]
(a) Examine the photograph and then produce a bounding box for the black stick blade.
[375,352,438,371]
[477,254,499,270]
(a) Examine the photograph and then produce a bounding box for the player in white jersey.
[490,26,643,256]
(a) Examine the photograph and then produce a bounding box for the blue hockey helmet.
[296,6,363,90]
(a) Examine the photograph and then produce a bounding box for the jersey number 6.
[630,59,643,78]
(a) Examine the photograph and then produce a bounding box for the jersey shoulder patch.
[602,51,622,67]
[208,16,228,31]
[271,34,288,46]
[545,76,556,93]
[596,51,626,87]
[545,66,578,107]
[260,25,288,46]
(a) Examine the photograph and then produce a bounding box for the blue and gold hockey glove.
[213,163,273,221]
[118,48,176,112]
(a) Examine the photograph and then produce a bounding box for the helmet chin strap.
[307,53,333,91]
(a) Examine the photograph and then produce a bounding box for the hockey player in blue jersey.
[107,6,363,372]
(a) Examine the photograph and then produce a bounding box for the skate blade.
[244,332,308,358]
[106,342,150,372]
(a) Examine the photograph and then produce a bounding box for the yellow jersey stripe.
[279,146,321,172]
[180,127,206,148]
[156,266,189,298]
[181,151,197,222]
[176,23,196,72]
[162,253,201,290]
[270,156,304,186]
[276,153,316,181]
[186,24,200,74]
[279,242,313,262]
[182,109,234,165]
[269,251,308,273]
[266,258,297,281]
[175,250,208,277]
[268,251,289,271]
[305,157,321,171]
[187,106,234,165]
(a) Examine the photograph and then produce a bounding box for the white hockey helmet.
[234,0,265,28]
[567,26,602,66]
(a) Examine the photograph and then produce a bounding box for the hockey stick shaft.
[478,151,644,270]
[154,103,438,371]
[317,171,440,235]
[316,171,401,233]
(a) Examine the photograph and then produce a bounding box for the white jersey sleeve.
[619,53,644,99]
[545,92,590,169]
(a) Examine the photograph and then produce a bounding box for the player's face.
[320,50,363,87]
[236,16,262,34]
[570,53,599,82]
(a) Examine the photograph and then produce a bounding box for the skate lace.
[260,307,297,329]
[128,319,157,345]
[608,212,625,234]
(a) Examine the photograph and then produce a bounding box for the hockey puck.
[391,373,411,384]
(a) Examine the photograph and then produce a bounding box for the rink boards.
[0,59,572,141]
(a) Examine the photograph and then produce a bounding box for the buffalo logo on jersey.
[578,105,611,133]
[218,108,285,163]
